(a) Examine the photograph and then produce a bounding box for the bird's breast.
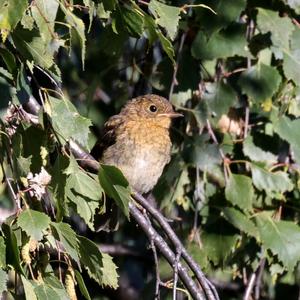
[101,123,172,194]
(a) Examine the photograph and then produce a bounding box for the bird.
[98,94,183,194]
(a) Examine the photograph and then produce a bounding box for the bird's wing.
[90,115,124,160]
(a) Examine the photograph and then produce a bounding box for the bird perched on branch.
[98,94,182,194]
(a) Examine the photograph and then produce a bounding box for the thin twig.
[130,203,204,300]
[254,258,266,300]
[143,210,161,300]
[6,178,20,210]
[206,119,225,160]
[244,19,255,138]
[173,246,182,300]
[244,257,265,300]
[244,273,256,300]
[169,32,187,100]
[55,240,62,283]
[133,193,219,300]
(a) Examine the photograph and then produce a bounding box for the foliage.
[0,0,300,299]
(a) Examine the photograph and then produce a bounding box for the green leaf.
[16,63,32,105]
[99,26,126,57]
[243,135,277,164]
[21,276,37,300]
[31,0,59,42]
[17,209,51,241]
[283,28,300,85]
[65,157,103,201]
[34,283,62,300]
[222,207,258,238]
[98,164,131,218]
[149,0,180,40]
[101,253,119,289]
[202,219,239,265]
[75,270,91,300]
[0,48,16,75]
[43,276,70,300]
[273,115,300,164]
[120,6,144,38]
[157,31,175,64]
[195,0,246,35]
[49,154,69,221]
[21,12,35,30]
[60,4,86,69]
[238,63,281,103]
[0,237,6,268]
[144,15,158,46]
[256,212,300,271]
[12,29,54,68]
[192,24,248,60]
[0,0,28,41]
[225,174,253,211]
[251,163,293,198]
[168,168,190,209]
[0,269,8,294]
[203,81,236,117]
[65,156,103,229]
[102,0,117,11]
[2,224,25,275]
[50,222,80,265]
[0,75,16,119]
[256,8,294,52]
[49,96,92,149]
[184,136,222,171]
[78,235,119,289]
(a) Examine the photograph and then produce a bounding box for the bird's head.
[122,94,183,128]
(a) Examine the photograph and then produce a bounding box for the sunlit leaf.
[225,174,253,211]
[273,115,300,164]
[50,222,80,265]
[251,163,293,198]
[60,4,86,69]
[203,81,236,117]
[222,207,258,238]
[256,8,294,51]
[238,63,281,103]
[149,0,180,40]
[243,135,277,164]
[0,237,5,268]
[256,212,300,271]
[98,164,130,219]
[17,209,51,241]
[21,276,37,300]
[49,96,93,149]
[75,270,91,300]
[192,24,248,60]
[0,269,8,294]
[283,28,300,85]
[0,0,27,41]
[78,235,119,289]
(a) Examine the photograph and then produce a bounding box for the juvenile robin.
[99,94,182,194]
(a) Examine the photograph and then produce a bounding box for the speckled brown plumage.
[100,94,182,194]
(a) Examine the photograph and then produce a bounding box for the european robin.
[100,94,182,194]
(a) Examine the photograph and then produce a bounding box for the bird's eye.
[149,105,157,113]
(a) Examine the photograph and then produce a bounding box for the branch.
[129,203,205,300]
[133,193,219,300]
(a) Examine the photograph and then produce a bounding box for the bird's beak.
[158,112,184,118]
